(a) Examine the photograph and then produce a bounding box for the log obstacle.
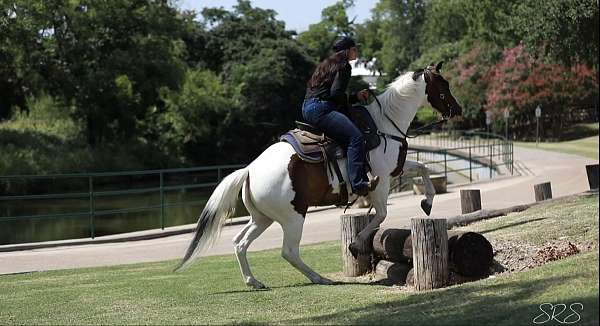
[374,260,412,285]
[586,164,599,190]
[340,213,374,277]
[534,182,552,202]
[411,218,448,291]
[371,227,494,283]
[460,189,481,214]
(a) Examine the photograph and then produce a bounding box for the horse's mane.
[369,71,426,136]
[377,71,425,112]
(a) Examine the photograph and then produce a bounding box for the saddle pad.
[280,132,323,163]
[280,129,345,164]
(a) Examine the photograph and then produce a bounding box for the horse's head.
[413,62,462,119]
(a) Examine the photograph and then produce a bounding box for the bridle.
[367,81,448,140]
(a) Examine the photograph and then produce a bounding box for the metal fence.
[390,131,514,192]
[0,164,245,242]
[1,130,513,245]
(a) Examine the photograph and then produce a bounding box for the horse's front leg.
[349,176,390,257]
[404,160,435,215]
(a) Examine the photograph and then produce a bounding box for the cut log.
[586,164,599,190]
[372,228,412,263]
[411,218,448,290]
[460,189,481,214]
[447,231,493,277]
[340,213,374,277]
[375,260,412,285]
[372,228,494,278]
[534,182,552,202]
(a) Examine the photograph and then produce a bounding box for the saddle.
[280,106,389,205]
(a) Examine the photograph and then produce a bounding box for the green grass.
[0,196,598,325]
[514,123,599,160]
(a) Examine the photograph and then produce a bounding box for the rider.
[302,36,378,196]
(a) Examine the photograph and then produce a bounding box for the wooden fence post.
[586,164,599,190]
[460,189,481,214]
[410,218,448,291]
[534,182,552,202]
[340,213,373,277]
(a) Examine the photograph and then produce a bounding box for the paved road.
[0,146,596,275]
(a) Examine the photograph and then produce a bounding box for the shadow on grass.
[209,279,385,295]
[558,123,599,141]
[479,217,548,235]
[282,272,599,325]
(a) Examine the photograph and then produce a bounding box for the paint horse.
[175,62,462,289]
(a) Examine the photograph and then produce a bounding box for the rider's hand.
[356,89,369,104]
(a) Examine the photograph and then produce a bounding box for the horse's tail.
[173,168,249,272]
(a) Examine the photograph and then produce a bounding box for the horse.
[175,62,462,289]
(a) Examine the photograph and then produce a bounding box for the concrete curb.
[0,216,250,253]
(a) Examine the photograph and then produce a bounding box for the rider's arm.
[329,64,352,109]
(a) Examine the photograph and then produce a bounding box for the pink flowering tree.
[484,45,598,139]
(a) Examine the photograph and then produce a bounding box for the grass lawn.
[514,123,599,160]
[0,195,598,325]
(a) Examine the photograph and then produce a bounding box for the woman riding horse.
[302,36,378,196]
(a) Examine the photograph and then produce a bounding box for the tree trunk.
[534,182,552,202]
[410,218,448,291]
[340,213,374,277]
[460,189,481,214]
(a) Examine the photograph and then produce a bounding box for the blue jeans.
[302,98,368,192]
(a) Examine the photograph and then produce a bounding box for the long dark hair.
[307,50,350,89]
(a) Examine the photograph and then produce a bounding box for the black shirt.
[305,62,358,113]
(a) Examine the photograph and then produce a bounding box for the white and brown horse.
[175,63,462,289]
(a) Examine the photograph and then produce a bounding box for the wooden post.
[460,189,481,214]
[586,164,599,190]
[410,218,448,291]
[534,182,552,202]
[340,213,373,277]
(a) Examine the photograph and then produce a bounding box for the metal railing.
[390,131,514,192]
[0,164,245,241]
[1,130,513,244]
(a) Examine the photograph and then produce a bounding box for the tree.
[512,0,599,68]
[484,45,598,139]
[46,0,187,147]
[297,0,355,61]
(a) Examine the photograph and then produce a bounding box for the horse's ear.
[436,61,444,72]
[412,69,424,81]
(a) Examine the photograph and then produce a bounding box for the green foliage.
[153,69,237,164]
[297,0,355,61]
[512,0,599,68]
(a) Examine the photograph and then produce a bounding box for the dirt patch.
[490,239,597,274]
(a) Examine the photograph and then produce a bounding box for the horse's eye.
[440,93,445,100]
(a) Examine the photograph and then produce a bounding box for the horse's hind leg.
[233,218,272,289]
[281,217,334,285]
[233,182,273,290]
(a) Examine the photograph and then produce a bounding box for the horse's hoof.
[247,278,269,290]
[421,199,432,216]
